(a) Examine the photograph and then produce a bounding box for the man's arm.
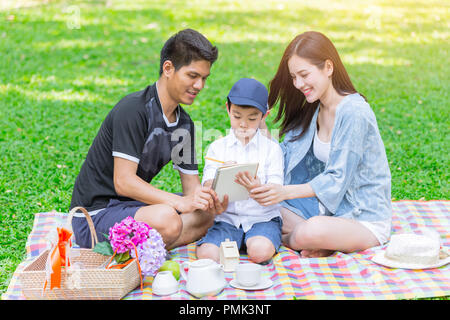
[179,171,202,196]
[113,157,180,206]
[113,157,209,213]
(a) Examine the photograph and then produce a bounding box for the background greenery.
[0,0,448,296]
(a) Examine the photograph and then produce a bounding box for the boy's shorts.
[196,217,283,252]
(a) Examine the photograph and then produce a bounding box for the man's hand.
[174,185,214,213]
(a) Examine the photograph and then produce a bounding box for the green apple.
[159,260,180,280]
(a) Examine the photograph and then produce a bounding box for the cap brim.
[371,250,450,270]
[228,96,266,114]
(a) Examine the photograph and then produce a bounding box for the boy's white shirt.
[202,129,284,232]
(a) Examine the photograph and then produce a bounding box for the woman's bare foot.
[281,233,290,247]
[300,249,335,258]
[282,233,334,258]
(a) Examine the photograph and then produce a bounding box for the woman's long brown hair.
[269,31,364,140]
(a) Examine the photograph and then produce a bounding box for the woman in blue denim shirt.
[248,31,392,258]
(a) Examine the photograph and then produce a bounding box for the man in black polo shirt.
[70,29,228,249]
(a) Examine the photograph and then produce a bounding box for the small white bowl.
[152,271,178,296]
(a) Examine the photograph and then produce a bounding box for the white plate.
[230,278,273,291]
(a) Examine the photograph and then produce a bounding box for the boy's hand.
[202,180,229,215]
[199,179,228,215]
[235,171,261,192]
[203,179,213,189]
[207,192,229,216]
[201,163,234,213]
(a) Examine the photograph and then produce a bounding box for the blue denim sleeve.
[308,108,367,213]
[308,149,360,213]
[279,134,290,179]
[279,131,289,155]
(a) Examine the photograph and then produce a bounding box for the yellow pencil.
[205,157,225,164]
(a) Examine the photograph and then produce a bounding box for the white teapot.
[181,259,227,298]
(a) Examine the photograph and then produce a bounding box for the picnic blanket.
[2,200,449,300]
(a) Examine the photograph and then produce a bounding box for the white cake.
[385,234,440,265]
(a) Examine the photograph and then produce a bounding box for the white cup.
[152,270,178,296]
[235,263,261,287]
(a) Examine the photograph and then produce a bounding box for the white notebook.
[212,163,259,202]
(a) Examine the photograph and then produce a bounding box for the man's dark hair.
[159,29,218,75]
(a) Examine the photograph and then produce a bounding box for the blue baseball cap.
[227,78,268,114]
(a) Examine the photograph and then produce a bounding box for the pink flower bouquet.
[94,216,166,277]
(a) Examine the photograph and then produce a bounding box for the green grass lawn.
[0,0,448,296]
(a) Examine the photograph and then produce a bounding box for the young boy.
[196,78,284,264]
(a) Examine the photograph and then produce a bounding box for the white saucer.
[230,278,273,291]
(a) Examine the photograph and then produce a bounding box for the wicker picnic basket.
[19,207,141,300]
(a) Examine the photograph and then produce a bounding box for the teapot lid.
[190,258,216,268]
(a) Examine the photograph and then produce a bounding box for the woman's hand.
[235,171,261,192]
[249,183,287,206]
